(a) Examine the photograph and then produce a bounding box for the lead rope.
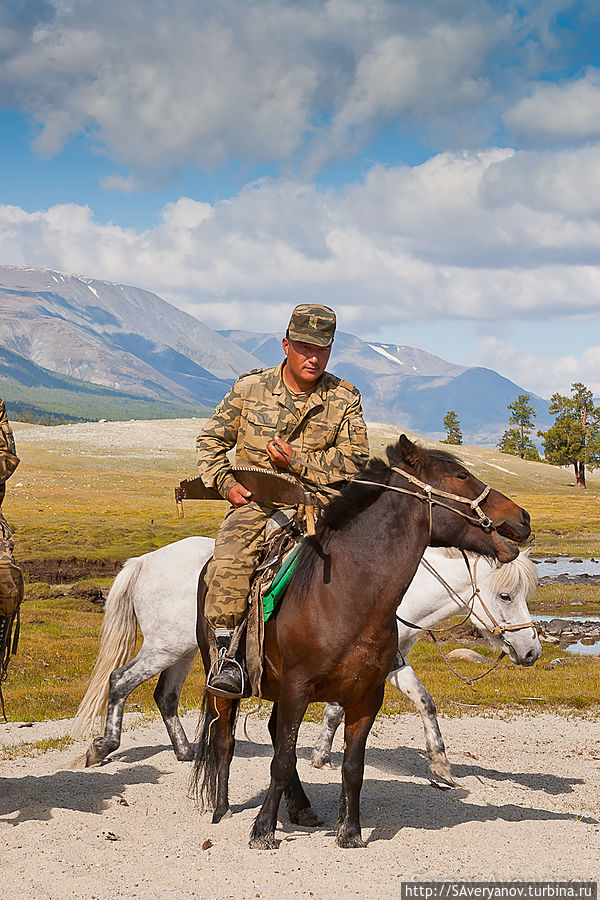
[424,556,507,688]
[427,630,505,688]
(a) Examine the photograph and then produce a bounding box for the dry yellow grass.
[2,418,599,724]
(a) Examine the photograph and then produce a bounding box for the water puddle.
[535,614,600,623]
[533,556,600,582]
[557,639,600,656]
[534,614,600,656]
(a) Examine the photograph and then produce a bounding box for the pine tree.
[539,382,600,488]
[442,410,463,445]
[498,394,539,460]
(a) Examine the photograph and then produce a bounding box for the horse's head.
[470,549,542,666]
[391,436,531,563]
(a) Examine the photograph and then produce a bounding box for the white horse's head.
[468,548,541,666]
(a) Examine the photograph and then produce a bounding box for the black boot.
[206,627,247,699]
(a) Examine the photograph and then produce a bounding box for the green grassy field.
[2,419,600,728]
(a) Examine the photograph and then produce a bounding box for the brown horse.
[193,435,530,849]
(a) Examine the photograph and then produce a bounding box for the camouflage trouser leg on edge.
[204,502,272,630]
[0,510,24,618]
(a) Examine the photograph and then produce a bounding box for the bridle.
[400,552,536,638]
[354,466,495,540]
[276,444,504,538]
[395,551,537,685]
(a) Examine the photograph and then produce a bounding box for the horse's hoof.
[310,750,331,769]
[429,759,455,787]
[294,807,323,828]
[249,832,281,850]
[336,830,366,849]
[85,747,104,767]
[212,807,232,824]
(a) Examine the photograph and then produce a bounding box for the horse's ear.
[396,434,421,468]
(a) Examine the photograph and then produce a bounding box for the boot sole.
[206,684,245,699]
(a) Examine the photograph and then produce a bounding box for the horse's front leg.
[250,681,309,850]
[387,665,454,786]
[311,701,344,768]
[268,704,322,827]
[337,682,384,849]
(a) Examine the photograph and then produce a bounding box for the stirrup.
[206,653,246,699]
[206,626,248,698]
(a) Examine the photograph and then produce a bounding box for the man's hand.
[228,482,252,507]
[267,436,292,469]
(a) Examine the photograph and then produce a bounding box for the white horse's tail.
[71,557,142,738]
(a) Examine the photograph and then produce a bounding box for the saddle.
[196,509,305,696]
[184,469,314,695]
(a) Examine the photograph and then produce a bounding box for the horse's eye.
[456,472,469,480]
[500,593,512,603]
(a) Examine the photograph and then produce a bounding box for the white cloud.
[505,69,600,147]
[0,0,569,172]
[1,145,600,340]
[100,173,145,194]
[474,337,600,399]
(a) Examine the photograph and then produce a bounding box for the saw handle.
[304,491,316,536]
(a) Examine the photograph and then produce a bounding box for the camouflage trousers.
[204,502,275,630]
[0,509,24,618]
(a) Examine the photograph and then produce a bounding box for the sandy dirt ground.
[1,711,599,899]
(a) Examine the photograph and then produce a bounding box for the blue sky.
[1,0,600,398]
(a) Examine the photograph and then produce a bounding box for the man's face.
[282,338,331,387]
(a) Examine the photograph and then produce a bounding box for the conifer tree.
[442,410,462,445]
[539,382,600,488]
[498,394,539,460]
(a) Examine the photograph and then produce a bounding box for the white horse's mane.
[426,546,538,597]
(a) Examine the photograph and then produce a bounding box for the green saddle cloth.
[262,541,303,622]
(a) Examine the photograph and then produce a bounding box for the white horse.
[72,538,540,780]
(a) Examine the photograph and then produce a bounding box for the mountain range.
[0,265,551,443]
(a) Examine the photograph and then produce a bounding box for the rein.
[275,443,500,537]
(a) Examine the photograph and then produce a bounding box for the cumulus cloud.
[505,69,600,147]
[0,0,573,172]
[474,337,600,399]
[2,145,600,339]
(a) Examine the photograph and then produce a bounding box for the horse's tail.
[71,557,142,738]
[190,693,240,812]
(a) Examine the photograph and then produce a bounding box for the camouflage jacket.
[196,363,369,503]
[0,399,19,504]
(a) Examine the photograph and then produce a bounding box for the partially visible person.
[0,399,24,678]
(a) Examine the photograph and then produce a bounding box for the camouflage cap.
[287,304,336,347]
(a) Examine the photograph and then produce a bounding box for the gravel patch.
[1,711,599,898]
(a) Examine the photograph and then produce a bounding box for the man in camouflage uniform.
[196,304,370,697]
[0,399,24,674]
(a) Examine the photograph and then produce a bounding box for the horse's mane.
[319,440,460,535]
[289,438,455,600]
[482,549,538,598]
[427,547,538,597]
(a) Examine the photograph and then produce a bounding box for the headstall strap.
[389,466,495,531]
